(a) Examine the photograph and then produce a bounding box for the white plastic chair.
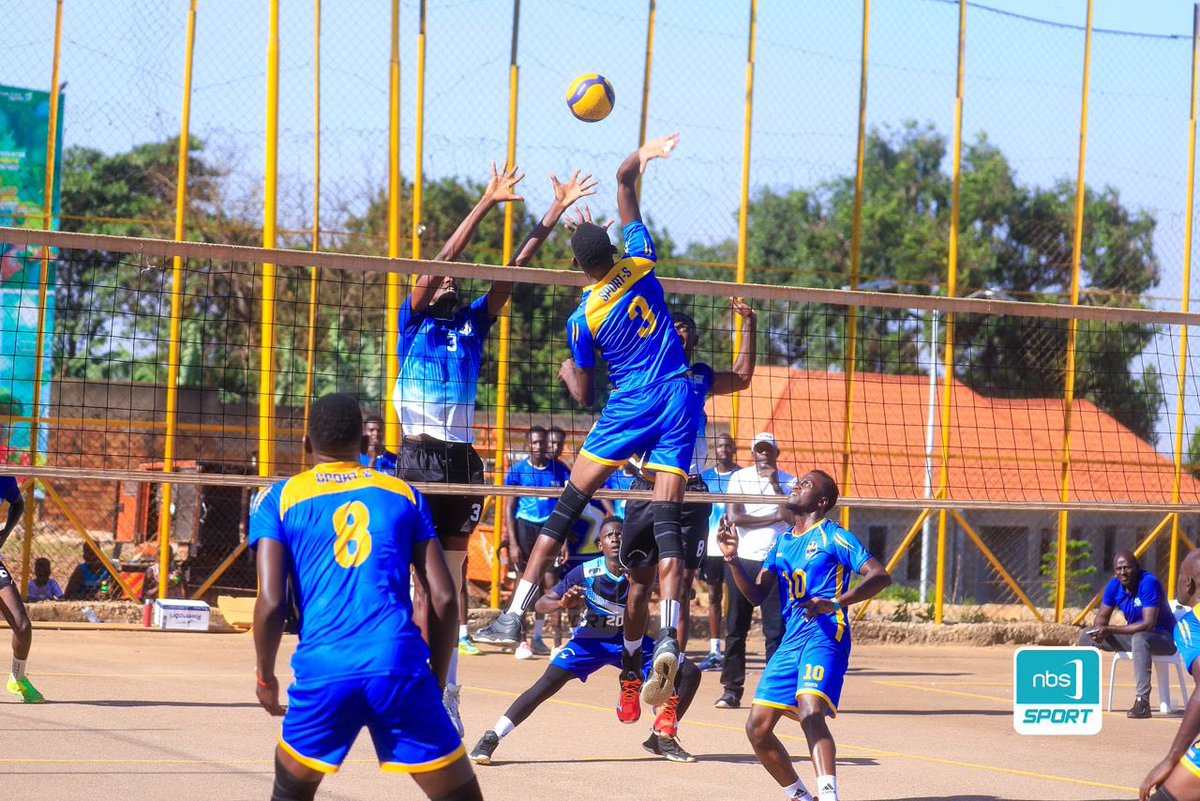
[1106,650,1188,713]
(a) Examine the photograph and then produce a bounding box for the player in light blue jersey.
[394,163,596,733]
[719,471,891,801]
[250,394,481,801]
[1141,549,1200,801]
[0,476,39,703]
[477,134,695,720]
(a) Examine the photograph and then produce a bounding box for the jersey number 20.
[333,500,373,568]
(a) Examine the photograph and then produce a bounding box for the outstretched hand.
[716,515,739,560]
[551,170,599,210]
[484,161,525,204]
[638,133,680,174]
[563,204,614,233]
[558,585,586,610]
[730,296,755,319]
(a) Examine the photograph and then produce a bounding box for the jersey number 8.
[333,500,373,568]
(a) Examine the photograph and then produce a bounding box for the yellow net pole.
[634,0,656,200]
[1056,0,1094,623]
[412,0,427,265]
[300,0,322,470]
[22,0,64,594]
[158,0,198,599]
[730,0,757,443]
[259,0,281,478]
[490,0,522,610]
[839,0,870,531]
[934,0,967,625]
[385,0,403,453]
[1170,4,1200,599]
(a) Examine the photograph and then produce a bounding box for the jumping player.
[1140,549,1200,801]
[718,471,891,801]
[476,133,694,715]
[250,393,480,801]
[0,476,39,703]
[622,299,757,655]
[468,517,701,765]
[396,163,596,733]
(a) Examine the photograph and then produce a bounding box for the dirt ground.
[0,628,1165,800]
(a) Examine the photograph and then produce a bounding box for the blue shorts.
[1183,741,1200,779]
[280,672,464,774]
[550,635,655,682]
[579,375,696,479]
[753,633,850,719]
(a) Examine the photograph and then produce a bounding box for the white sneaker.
[514,641,534,660]
[443,682,464,738]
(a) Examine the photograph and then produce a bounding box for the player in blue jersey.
[622,299,756,656]
[250,394,481,801]
[698,433,741,670]
[1141,549,1200,801]
[477,134,694,719]
[0,476,39,703]
[719,470,891,801]
[360,412,397,474]
[468,517,702,765]
[505,425,571,657]
[395,163,596,732]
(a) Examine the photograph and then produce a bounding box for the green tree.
[1040,539,1099,606]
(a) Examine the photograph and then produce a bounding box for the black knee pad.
[430,776,483,801]
[271,758,321,801]
[651,501,685,560]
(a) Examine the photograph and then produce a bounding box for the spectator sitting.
[64,545,113,601]
[26,558,62,602]
[1078,550,1177,718]
[142,546,186,600]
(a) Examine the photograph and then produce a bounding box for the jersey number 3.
[333,500,373,568]
[627,296,658,338]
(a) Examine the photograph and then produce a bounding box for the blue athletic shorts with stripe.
[280,672,464,774]
[550,635,655,682]
[1182,741,1200,779]
[753,632,850,719]
[579,374,696,479]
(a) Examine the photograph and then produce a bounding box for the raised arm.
[487,170,597,317]
[616,133,679,228]
[410,162,524,313]
[716,516,775,606]
[410,537,458,688]
[711,297,757,395]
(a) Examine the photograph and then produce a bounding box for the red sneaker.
[618,676,643,723]
[653,694,680,737]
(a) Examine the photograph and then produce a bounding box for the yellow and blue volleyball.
[566,73,615,122]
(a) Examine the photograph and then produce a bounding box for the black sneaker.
[1128,695,1152,719]
[474,612,524,646]
[641,626,680,706]
[714,691,740,709]
[642,732,697,763]
[469,730,500,765]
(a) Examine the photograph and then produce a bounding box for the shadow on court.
[849,708,1010,717]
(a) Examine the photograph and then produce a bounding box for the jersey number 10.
[785,569,808,601]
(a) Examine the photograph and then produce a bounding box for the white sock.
[817,775,837,801]
[783,778,811,800]
[459,624,469,639]
[507,579,537,615]
[11,657,25,680]
[661,599,680,631]
[494,715,516,738]
[709,638,720,654]
[533,618,545,640]
[447,649,459,687]
[624,637,642,655]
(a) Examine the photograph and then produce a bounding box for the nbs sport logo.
[1013,647,1101,735]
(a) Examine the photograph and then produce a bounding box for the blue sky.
[6,0,1200,450]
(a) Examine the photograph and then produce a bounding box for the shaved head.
[1113,550,1139,571]
[1179,549,1200,607]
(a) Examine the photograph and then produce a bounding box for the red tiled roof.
[708,368,1195,504]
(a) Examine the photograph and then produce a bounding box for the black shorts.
[397,439,485,544]
[621,476,712,570]
[513,518,544,564]
[699,555,725,586]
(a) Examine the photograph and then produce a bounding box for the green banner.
[0,84,63,465]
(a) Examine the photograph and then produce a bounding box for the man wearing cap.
[715,432,794,709]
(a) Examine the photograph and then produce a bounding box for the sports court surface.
[0,629,1154,800]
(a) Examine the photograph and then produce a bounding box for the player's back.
[250,463,437,683]
[566,222,688,393]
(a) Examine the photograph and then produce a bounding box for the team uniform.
[1173,608,1200,777]
[360,450,398,475]
[549,556,655,680]
[699,465,737,586]
[249,463,463,774]
[393,294,492,540]
[753,518,874,719]
[0,477,19,593]
[506,458,571,558]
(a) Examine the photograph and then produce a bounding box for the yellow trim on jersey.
[582,257,656,337]
[834,563,846,642]
[643,461,687,479]
[1181,753,1200,780]
[279,738,340,774]
[279,462,417,517]
[833,533,852,550]
[751,699,800,721]
[796,688,839,717]
[379,744,466,774]
[579,449,627,468]
[790,520,824,538]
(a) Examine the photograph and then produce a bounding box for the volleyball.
[566,73,615,122]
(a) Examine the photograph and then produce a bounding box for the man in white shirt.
[715,432,794,709]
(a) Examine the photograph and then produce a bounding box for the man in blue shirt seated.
[1079,550,1177,719]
